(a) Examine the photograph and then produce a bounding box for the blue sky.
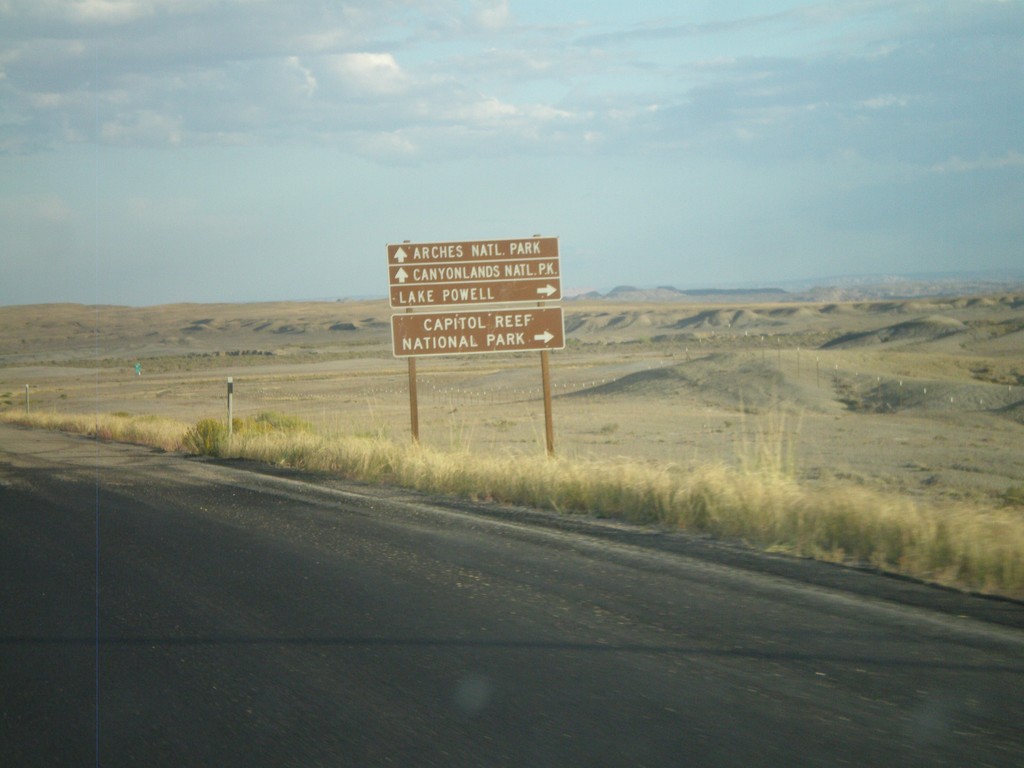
[1,0,1021,305]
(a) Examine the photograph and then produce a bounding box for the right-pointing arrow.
[537,284,557,298]
[534,330,555,344]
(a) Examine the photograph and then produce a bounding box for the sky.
[1,0,1022,306]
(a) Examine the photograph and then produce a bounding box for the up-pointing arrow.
[395,267,409,284]
[393,247,408,263]
[537,284,557,298]
[534,330,555,344]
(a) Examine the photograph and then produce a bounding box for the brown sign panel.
[388,237,558,266]
[389,258,560,288]
[392,307,565,358]
[390,278,561,308]
[387,236,561,309]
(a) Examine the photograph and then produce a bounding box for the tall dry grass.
[221,415,1024,596]
[1,410,188,452]
[3,408,1022,597]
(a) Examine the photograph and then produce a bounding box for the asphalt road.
[2,424,1023,767]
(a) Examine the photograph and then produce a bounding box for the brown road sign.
[391,278,560,308]
[388,237,557,266]
[388,237,560,308]
[389,258,560,289]
[391,307,565,358]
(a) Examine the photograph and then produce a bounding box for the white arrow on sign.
[534,330,555,344]
[395,267,409,284]
[393,247,408,263]
[537,284,557,298]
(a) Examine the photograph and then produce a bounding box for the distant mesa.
[569,272,1024,303]
[574,285,789,302]
[680,287,788,297]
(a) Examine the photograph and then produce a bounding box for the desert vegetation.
[3,405,1022,598]
[2,293,1022,596]
[1,410,189,453]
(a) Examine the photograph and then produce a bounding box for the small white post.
[25,384,30,414]
[227,377,234,436]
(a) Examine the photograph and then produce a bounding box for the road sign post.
[388,236,563,453]
[540,349,555,456]
[408,357,419,444]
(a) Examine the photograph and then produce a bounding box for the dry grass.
[3,408,1022,598]
[1,410,188,452]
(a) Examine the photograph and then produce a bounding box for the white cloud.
[0,0,1020,169]
[16,0,159,23]
[125,194,189,216]
[608,103,658,122]
[16,0,226,24]
[0,194,77,224]
[859,94,908,109]
[354,130,418,159]
[70,0,152,22]
[28,91,66,108]
[446,97,575,143]
[100,109,182,145]
[931,150,1024,174]
[285,56,317,98]
[458,96,518,123]
[326,52,408,95]
[294,27,359,54]
[475,0,510,31]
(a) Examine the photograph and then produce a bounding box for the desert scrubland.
[2,294,1023,593]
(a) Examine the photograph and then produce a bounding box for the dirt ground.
[2,294,1022,505]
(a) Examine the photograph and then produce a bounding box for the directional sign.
[388,237,560,308]
[388,237,558,266]
[391,278,560,308]
[389,258,560,290]
[391,307,565,358]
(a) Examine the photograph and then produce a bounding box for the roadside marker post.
[387,236,563,455]
[25,384,29,414]
[227,377,234,437]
